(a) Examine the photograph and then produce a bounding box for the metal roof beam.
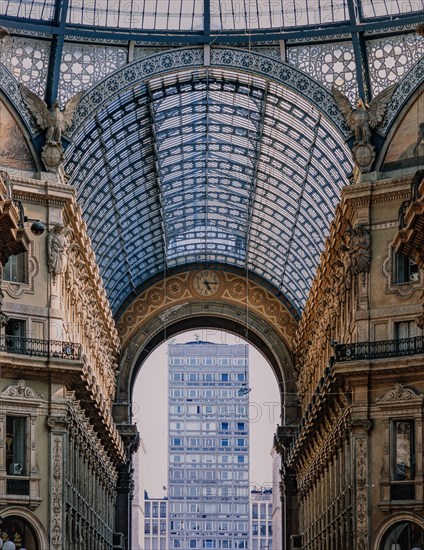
[44,0,69,105]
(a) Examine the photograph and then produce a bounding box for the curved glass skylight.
[1,0,422,34]
[65,68,352,316]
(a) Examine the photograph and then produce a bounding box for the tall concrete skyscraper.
[168,340,250,550]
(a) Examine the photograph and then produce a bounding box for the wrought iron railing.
[335,336,424,362]
[7,478,30,495]
[0,335,81,359]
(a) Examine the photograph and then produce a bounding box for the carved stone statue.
[47,223,73,276]
[332,85,395,172]
[339,223,371,278]
[19,84,84,172]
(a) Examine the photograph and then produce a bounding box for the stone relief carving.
[355,436,368,549]
[332,84,395,172]
[50,434,63,550]
[47,223,73,276]
[339,224,371,278]
[377,383,423,403]
[0,379,42,400]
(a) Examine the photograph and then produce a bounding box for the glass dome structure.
[1,1,423,317]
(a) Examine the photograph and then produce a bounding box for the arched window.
[0,515,39,550]
[380,521,424,550]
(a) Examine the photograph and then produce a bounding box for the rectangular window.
[395,252,419,283]
[395,321,417,353]
[392,420,415,481]
[237,422,245,431]
[3,253,26,283]
[6,416,27,476]
[160,503,167,518]
[145,502,151,517]
[5,319,26,353]
[221,439,229,447]
[221,373,229,381]
[221,422,229,431]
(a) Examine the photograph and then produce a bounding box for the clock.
[192,270,221,297]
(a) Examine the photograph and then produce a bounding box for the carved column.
[115,424,139,550]
[275,425,299,550]
[47,415,69,550]
[351,419,372,550]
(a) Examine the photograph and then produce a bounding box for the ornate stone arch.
[0,65,41,171]
[0,63,40,137]
[0,506,49,550]
[65,46,351,140]
[373,512,424,550]
[378,55,424,138]
[114,271,298,426]
[378,76,424,171]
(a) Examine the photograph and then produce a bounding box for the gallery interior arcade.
[0,1,423,548]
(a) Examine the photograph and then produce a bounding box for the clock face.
[192,270,221,297]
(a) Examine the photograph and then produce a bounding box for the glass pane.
[392,421,414,481]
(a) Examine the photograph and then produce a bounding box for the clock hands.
[203,279,218,292]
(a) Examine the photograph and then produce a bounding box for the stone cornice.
[66,390,121,480]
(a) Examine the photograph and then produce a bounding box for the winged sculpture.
[19,83,84,143]
[332,84,395,145]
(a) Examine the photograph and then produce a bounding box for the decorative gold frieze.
[117,271,298,350]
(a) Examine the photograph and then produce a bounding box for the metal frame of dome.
[0,0,423,105]
[0,2,422,317]
[64,65,352,316]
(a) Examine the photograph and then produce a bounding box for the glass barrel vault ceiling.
[65,69,352,316]
[1,0,422,318]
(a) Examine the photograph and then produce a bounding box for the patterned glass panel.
[367,34,424,96]
[361,0,423,18]
[0,37,50,96]
[59,42,127,103]
[211,0,349,29]
[287,42,358,103]
[66,0,204,30]
[0,0,55,20]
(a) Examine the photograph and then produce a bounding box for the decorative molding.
[0,62,39,136]
[0,379,42,400]
[50,433,64,550]
[377,383,423,403]
[66,47,350,139]
[2,239,39,298]
[381,241,422,298]
[355,436,368,550]
[116,271,298,350]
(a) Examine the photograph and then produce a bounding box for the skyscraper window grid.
[168,341,250,550]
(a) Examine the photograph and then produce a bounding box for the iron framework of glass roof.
[0,1,423,318]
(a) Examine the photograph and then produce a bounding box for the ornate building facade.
[0,2,423,549]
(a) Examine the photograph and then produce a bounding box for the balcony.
[0,335,82,360]
[334,336,424,362]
